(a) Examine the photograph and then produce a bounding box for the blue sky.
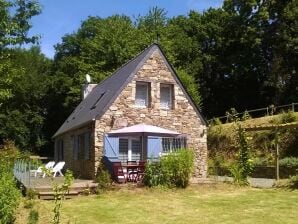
[28,0,223,58]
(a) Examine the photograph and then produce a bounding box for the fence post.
[292,103,295,112]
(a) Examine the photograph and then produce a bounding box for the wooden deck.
[17,173,98,199]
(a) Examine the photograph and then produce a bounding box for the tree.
[0,47,51,152]
[137,6,168,42]
[0,0,41,102]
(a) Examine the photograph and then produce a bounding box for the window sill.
[134,105,148,109]
[160,107,173,110]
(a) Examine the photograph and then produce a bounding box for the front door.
[119,137,141,163]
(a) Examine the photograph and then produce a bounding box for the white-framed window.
[160,84,173,109]
[119,137,141,163]
[161,137,187,153]
[135,82,150,108]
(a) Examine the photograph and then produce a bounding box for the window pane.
[119,139,128,163]
[135,82,148,107]
[160,85,172,109]
[131,139,141,161]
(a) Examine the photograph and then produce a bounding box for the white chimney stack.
[82,74,97,99]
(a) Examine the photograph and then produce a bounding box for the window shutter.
[147,137,162,159]
[104,134,119,159]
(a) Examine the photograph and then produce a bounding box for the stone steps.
[39,191,79,200]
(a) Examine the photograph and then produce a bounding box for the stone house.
[53,44,207,179]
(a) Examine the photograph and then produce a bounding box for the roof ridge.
[94,43,157,88]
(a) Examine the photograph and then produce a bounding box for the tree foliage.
[0,0,41,101]
[0,2,297,155]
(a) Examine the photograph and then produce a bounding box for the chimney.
[82,83,97,99]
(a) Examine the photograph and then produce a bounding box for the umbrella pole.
[142,133,145,161]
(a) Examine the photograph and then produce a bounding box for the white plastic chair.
[32,161,55,178]
[43,161,65,178]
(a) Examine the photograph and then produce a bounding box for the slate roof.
[53,44,207,138]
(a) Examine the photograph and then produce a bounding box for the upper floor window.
[160,84,173,109]
[135,82,150,108]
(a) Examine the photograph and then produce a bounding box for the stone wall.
[55,123,95,179]
[95,50,208,178]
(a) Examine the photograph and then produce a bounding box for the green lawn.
[16,184,298,224]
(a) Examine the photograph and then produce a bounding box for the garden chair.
[31,161,55,178]
[112,162,127,183]
[137,161,146,182]
[43,161,65,178]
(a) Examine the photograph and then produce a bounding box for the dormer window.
[160,84,174,109]
[135,82,150,108]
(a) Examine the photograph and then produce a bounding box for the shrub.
[0,140,21,172]
[279,157,298,168]
[289,174,298,189]
[143,162,165,187]
[278,110,297,123]
[27,209,39,224]
[0,140,21,224]
[0,172,21,223]
[144,149,195,188]
[241,110,251,121]
[229,164,247,185]
[95,161,111,193]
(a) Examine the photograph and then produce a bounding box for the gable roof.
[53,44,207,138]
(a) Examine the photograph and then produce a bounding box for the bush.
[279,157,298,168]
[289,174,298,189]
[0,140,21,224]
[95,162,111,193]
[143,162,165,187]
[277,110,297,124]
[144,149,195,188]
[0,172,21,223]
[229,164,247,185]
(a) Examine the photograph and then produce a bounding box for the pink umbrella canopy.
[107,123,180,137]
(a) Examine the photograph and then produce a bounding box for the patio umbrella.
[107,123,180,161]
[107,123,180,137]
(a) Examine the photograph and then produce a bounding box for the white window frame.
[135,82,150,108]
[119,137,141,161]
[160,84,173,110]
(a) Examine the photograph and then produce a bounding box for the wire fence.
[208,102,298,124]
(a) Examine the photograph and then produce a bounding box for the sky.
[28,0,224,58]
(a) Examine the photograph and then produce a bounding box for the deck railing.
[13,159,39,188]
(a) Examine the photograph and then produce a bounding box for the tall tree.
[0,0,41,102]
[0,47,51,152]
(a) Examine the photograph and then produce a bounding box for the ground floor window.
[73,132,91,160]
[119,137,141,163]
[162,137,187,153]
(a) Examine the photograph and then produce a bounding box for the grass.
[16,184,298,224]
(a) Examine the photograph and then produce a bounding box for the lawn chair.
[31,161,55,178]
[112,162,127,183]
[43,161,65,178]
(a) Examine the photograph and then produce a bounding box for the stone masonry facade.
[94,50,207,178]
[57,49,207,179]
